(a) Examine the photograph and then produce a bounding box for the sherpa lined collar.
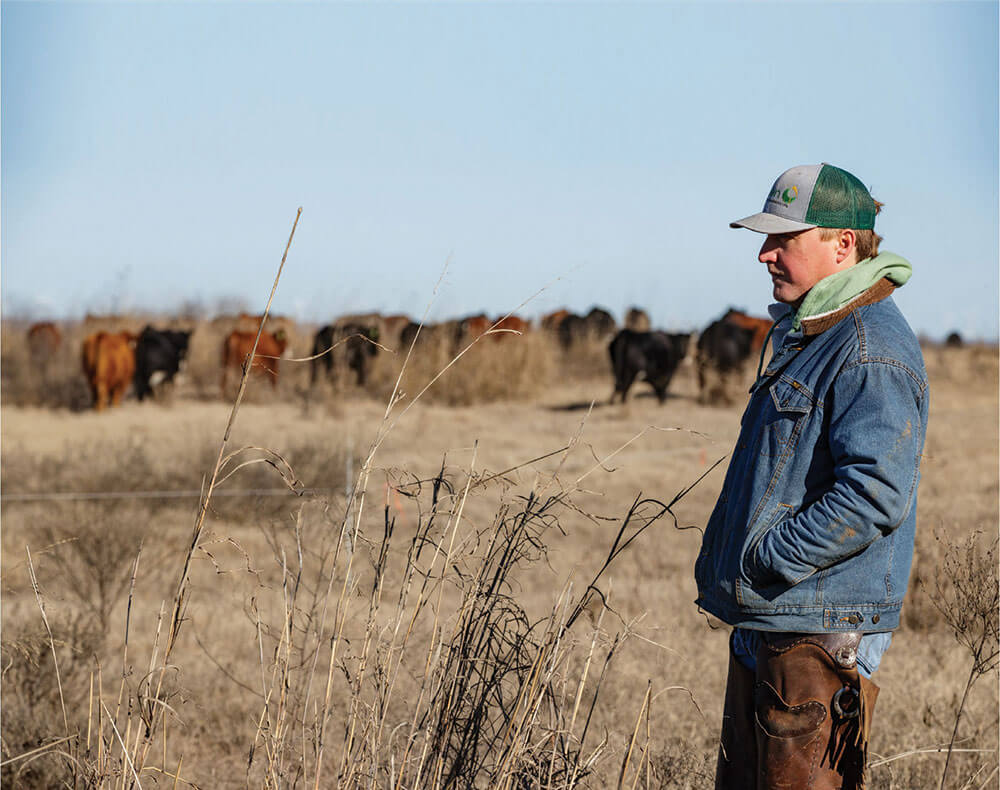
[800,277,896,336]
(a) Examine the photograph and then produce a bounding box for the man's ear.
[836,229,857,264]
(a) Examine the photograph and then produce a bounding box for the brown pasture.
[1,319,997,788]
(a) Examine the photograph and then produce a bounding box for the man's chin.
[772,285,803,306]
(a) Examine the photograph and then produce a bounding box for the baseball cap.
[730,163,877,234]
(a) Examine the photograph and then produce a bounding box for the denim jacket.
[695,280,929,633]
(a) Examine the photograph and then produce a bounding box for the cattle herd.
[20,306,777,412]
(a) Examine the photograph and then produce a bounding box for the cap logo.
[781,186,798,204]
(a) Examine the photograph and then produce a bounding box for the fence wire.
[0,488,336,503]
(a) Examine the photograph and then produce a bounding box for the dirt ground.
[2,339,997,788]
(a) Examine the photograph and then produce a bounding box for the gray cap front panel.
[761,164,823,223]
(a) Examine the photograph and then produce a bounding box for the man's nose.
[759,238,778,263]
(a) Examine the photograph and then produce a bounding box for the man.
[694,164,928,789]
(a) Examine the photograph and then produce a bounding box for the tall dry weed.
[1,605,103,787]
[239,461,689,789]
[928,531,999,789]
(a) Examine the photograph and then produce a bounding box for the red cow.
[455,314,490,348]
[81,331,137,411]
[489,315,531,342]
[723,309,774,353]
[27,322,62,363]
[220,329,289,394]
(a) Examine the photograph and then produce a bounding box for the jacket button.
[847,614,863,625]
[872,614,880,624]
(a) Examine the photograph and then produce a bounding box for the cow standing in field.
[625,307,651,332]
[310,323,380,388]
[82,331,137,411]
[583,306,617,339]
[399,320,424,352]
[379,314,412,345]
[134,326,192,402]
[721,308,773,354]
[27,321,62,358]
[454,314,490,349]
[696,317,756,405]
[27,322,62,379]
[220,329,288,395]
[541,309,571,333]
[556,313,587,350]
[557,307,617,350]
[608,329,691,404]
[489,315,531,342]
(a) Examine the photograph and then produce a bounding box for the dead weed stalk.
[929,531,999,789]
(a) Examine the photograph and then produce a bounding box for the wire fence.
[0,487,337,503]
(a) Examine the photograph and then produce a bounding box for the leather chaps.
[715,632,880,790]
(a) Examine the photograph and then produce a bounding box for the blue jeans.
[732,627,892,678]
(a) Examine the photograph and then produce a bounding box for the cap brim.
[729,213,816,234]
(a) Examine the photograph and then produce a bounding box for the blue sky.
[3,1,998,340]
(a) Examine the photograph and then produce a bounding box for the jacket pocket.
[736,504,797,610]
[758,376,815,458]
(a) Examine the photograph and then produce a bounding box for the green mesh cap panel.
[804,164,876,229]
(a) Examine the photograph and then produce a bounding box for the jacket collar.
[799,277,896,336]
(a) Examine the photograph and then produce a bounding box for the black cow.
[696,318,756,404]
[557,313,587,350]
[399,320,423,351]
[311,323,380,388]
[608,329,691,404]
[584,306,617,339]
[134,326,192,401]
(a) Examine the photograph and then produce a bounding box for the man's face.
[758,228,842,307]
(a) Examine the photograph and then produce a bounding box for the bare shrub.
[1,620,102,788]
[34,503,147,638]
[928,531,999,788]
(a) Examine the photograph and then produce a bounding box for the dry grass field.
[1,317,997,789]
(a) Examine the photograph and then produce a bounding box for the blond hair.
[819,200,884,261]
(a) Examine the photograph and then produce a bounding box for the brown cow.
[454,314,490,349]
[28,322,62,362]
[489,315,531,342]
[723,308,773,353]
[220,329,289,395]
[541,308,571,332]
[81,331,137,411]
